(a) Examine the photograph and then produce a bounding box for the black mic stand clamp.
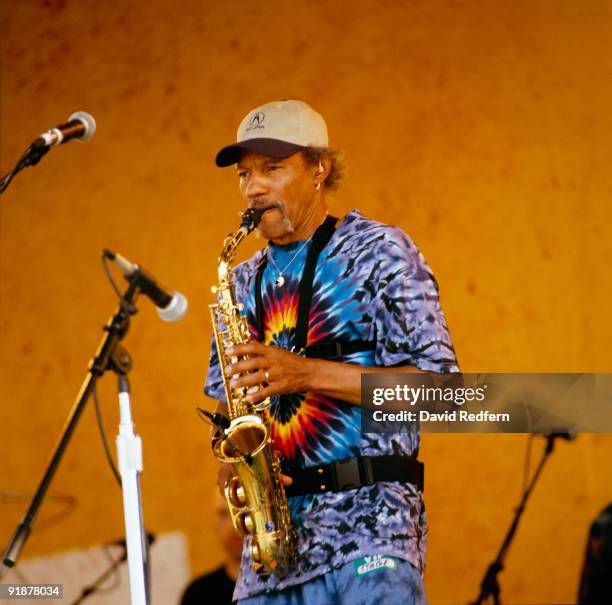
[1,281,140,577]
[0,142,52,194]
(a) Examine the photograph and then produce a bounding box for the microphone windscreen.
[157,292,188,322]
[68,111,96,141]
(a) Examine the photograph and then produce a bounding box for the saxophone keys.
[250,540,261,563]
[227,477,246,507]
[236,485,246,504]
[240,512,255,534]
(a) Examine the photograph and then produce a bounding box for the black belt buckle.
[332,456,374,491]
[332,458,360,490]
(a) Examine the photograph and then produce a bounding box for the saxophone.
[209,207,297,576]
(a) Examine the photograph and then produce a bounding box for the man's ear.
[314,157,332,183]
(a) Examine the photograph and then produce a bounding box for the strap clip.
[331,457,373,490]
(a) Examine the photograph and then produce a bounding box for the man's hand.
[224,341,313,404]
[224,338,423,407]
[217,463,234,497]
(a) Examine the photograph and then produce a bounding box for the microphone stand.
[469,434,569,605]
[0,279,144,583]
[115,375,149,605]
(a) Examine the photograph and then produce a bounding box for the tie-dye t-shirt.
[204,209,458,600]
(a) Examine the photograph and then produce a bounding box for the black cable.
[0,168,17,192]
[93,383,122,487]
[522,434,534,495]
[97,544,123,592]
[0,143,50,194]
[70,545,126,604]
[0,491,77,532]
[101,253,131,314]
[0,148,31,194]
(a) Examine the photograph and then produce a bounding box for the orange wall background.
[1,1,611,603]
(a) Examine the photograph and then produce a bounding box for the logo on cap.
[246,112,265,132]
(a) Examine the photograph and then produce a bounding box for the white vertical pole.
[116,378,148,605]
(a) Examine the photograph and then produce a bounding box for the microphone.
[34,111,97,147]
[103,249,188,322]
[198,408,231,430]
[540,431,576,453]
[541,432,576,441]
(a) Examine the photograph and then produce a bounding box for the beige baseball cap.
[215,99,328,167]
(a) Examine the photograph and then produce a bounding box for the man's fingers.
[225,341,263,356]
[230,369,271,391]
[281,473,293,486]
[225,358,260,376]
[244,384,274,403]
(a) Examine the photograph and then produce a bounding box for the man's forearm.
[304,358,424,406]
[222,340,426,407]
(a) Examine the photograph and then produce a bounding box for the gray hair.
[301,146,345,192]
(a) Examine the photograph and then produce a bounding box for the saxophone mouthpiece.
[240,207,265,232]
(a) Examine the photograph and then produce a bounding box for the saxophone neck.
[218,259,231,282]
[218,230,246,281]
[218,208,264,276]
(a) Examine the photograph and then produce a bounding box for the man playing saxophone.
[204,100,458,605]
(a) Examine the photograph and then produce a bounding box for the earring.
[315,182,321,191]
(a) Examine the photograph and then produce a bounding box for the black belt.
[303,340,374,360]
[284,455,424,497]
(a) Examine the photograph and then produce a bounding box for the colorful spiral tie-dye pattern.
[205,209,458,599]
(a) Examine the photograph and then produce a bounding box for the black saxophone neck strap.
[294,215,338,352]
[254,254,267,342]
[254,215,338,345]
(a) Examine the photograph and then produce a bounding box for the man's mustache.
[250,200,282,210]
